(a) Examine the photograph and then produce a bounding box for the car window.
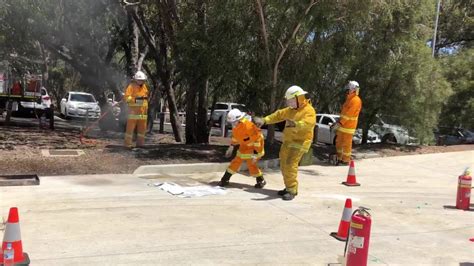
[41,88,47,96]
[214,104,228,110]
[70,94,96,102]
[321,116,334,125]
[316,115,321,123]
[231,104,249,113]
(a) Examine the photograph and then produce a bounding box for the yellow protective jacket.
[231,118,265,159]
[338,92,362,134]
[125,83,149,119]
[263,99,316,152]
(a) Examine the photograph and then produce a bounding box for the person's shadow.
[208,181,281,200]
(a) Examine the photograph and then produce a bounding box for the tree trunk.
[255,0,317,143]
[164,79,183,142]
[195,0,209,144]
[196,78,209,143]
[126,3,183,142]
[185,82,197,144]
[127,9,139,76]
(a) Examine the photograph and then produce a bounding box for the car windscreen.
[213,104,228,110]
[231,104,249,113]
[320,116,335,125]
[71,94,95,102]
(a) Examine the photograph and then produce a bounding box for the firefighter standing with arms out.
[331,81,362,165]
[218,109,267,188]
[254,85,316,201]
[124,71,149,148]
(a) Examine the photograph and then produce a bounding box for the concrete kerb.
[133,158,281,176]
[132,151,377,177]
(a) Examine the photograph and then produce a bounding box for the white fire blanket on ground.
[151,182,227,198]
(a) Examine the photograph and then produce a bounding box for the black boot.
[218,171,232,187]
[254,176,266,188]
[282,191,296,201]
[277,188,287,196]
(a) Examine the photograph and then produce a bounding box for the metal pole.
[221,113,226,137]
[432,0,441,57]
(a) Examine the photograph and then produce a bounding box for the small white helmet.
[227,108,244,123]
[346,81,359,91]
[285,85,307,100]
[133,71,147,81]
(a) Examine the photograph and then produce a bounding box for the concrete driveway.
[1,151,473,265]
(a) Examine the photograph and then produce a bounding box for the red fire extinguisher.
[456,168,472,210]
[345,206,372,266]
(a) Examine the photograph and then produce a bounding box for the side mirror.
[328,122,333,126]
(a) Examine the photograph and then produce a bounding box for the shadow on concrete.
[443,205,474,212]
[207,181,281,200]
[299,168,321,176]
[238,183,282,200]
[459,263,474,266]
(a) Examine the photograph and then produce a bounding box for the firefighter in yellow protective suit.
[254,86,316,200]
[331,81,362,165]
[218,109,266,188]
[124,71,149,148]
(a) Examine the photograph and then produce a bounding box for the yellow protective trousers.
[227,152,262,177]
[279,142,306,195]
[335,131,353,163]
[125,117,147,147]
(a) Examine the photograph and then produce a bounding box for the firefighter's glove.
[286,120,296,128]
[253,117,265,128]
[251,155,258,164]
[225,145,234,158]
[330,122,341,131]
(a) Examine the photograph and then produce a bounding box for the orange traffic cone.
[330,198,353,241]
[0,207,30,265]
[342,160,360,186]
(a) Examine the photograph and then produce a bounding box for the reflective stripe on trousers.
[279,142,306,195]
[125,118,147,147]
[128,114,147,120]
[227,156,262,177]
[337,126,356,134]
[335,131,353,162]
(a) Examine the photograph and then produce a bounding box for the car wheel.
[382,134,397,144]
[64,108,71,120]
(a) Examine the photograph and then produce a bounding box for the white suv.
[209,102,250,127]
[60,92,101,119]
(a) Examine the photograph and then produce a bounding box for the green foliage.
[0,0,470,145]
[439,48,474,129]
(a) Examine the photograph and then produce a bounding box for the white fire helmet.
[285,85,307,100]
[227,108,245,123]
[133,71,147,81]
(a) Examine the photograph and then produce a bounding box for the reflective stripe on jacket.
[125,83,149,117]
[263,99,316,152]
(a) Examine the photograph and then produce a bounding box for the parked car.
[371,115,417,145]
[60,91,101,119]
[434,127,474,145]
[13,87,52,117]
[209,102,251,128]
[315,114,381,145]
